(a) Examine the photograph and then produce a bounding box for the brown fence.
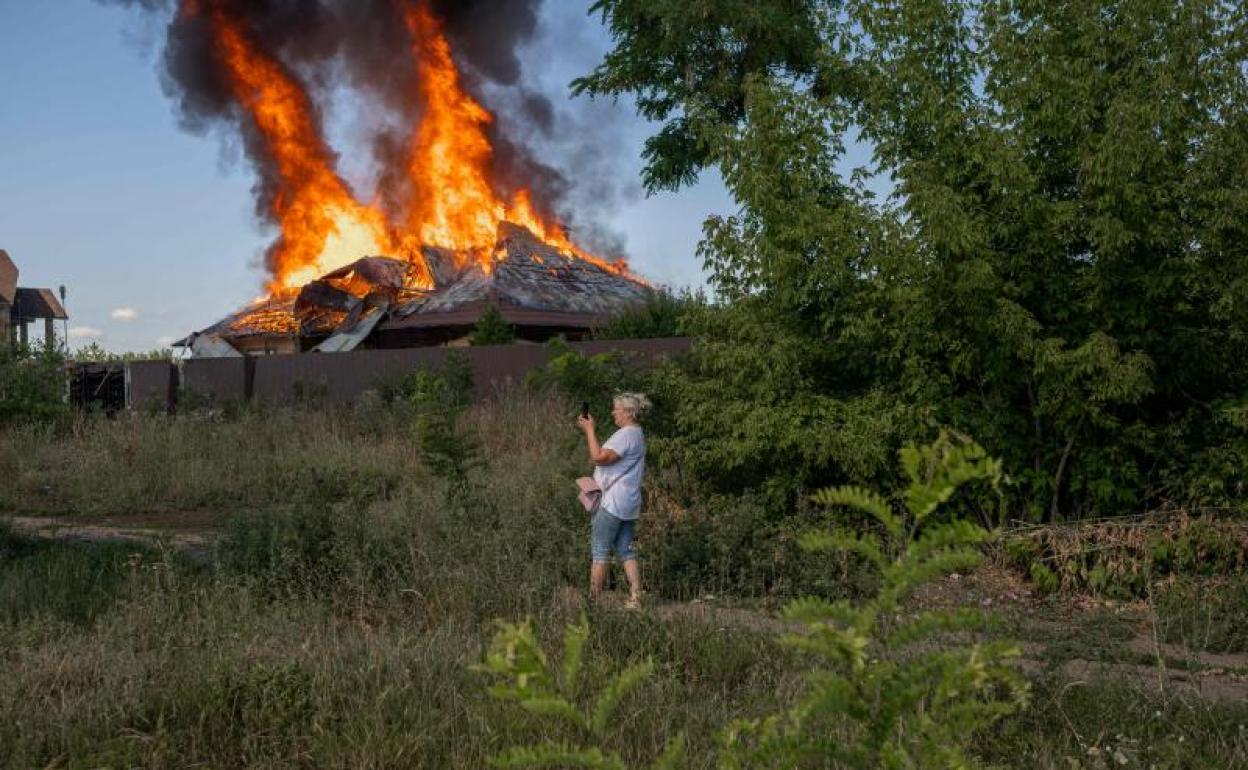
[123,338,691,411]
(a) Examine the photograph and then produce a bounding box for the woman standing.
[577,392,651,609]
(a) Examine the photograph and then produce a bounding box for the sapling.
[474,614,684,770]
[720,432,1029,768]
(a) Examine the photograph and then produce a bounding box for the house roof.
[192,222,651,349]
[12,287,68,321]
[0,250,17,306]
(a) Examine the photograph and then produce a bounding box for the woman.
[577,392,651,609]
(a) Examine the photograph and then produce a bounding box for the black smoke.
[97,0,631,258]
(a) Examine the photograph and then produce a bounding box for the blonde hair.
[613,392,652,422]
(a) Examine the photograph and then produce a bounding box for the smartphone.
[580,401,590,419]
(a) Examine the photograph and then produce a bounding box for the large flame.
[192,0,628,294]
[201,3,423,294]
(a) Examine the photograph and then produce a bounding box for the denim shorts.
[590,509,636,562]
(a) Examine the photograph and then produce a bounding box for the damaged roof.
[192,222,652,349]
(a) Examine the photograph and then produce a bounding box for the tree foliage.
[592,289,703,341]
[471,305,517,346]
[0,343,68,426]
[403,352,480,484]
[578,0,1248,518]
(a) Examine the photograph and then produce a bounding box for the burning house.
[120,0,652,359]
[186,222,652,357]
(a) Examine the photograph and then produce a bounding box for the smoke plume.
[96,0,632,275]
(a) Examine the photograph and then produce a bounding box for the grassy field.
[2,393,1247,768]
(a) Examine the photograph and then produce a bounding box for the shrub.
[593,289,703,341]
[475,614,685,769]
[1004,514,1248,597]
[527,339,620,407]
[1157,576,1248,654]
[641,492,876,602]
[0,343,68,425]
[720,433,1027,768]
[376,351,481,484]
[471,305,517,346]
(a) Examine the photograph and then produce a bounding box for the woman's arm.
[577,415,621,465]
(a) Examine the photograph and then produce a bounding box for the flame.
[399,2,629,277]
[193,0,630,294]
[203,4,423,293]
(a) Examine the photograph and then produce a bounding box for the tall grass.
[2,392,1246,767]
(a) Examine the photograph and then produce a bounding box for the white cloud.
[111,307,139,321]
[156,335,176,347]
[69,326,102,339]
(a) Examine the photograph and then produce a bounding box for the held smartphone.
[580,401,590,419]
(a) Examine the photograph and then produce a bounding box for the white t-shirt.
[592,425,646,520]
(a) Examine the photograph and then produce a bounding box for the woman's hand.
[577,414,595,433]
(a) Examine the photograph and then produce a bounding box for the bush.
[592,289,703,340]
[641,492,876,602]
[475,614,685,769]
[471,305,517,346]
[526,339,648,420]
[1004,514,1248,598]
[0,343,67,425]
[719,433,1026,768]
[1157,576,1248,654]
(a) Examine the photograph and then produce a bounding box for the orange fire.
[199,3,425,294]
[192,0,628,294]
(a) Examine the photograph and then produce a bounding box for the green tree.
[471,304,516,346]
[577,0,1248,519]
[593,288,703,340]
[406,352,480,485]
[0,343,68,425]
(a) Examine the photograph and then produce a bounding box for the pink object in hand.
[576,476,602,512]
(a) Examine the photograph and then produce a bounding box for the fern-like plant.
[720,433,1029,768]
[474,614,685,770]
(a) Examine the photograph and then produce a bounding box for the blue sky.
[0,1,744,352]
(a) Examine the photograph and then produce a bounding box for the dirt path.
[2,514,219,562]
[7,515,1247,703]
[572,567,1248,704]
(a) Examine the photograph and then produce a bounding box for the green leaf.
[811,485,901,536]
[649,732,687,770]
[561,614,590,692]
[796,529,887,569]
[590,658,655,736]
[518,697,588,730]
